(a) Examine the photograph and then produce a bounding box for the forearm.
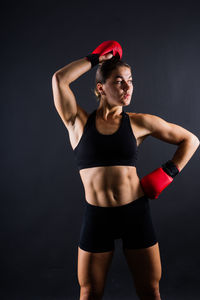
[171,135,200,172]
[140,135,199,199]
[54,57,92,84]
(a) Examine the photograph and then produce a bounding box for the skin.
[67,64,199,208]
[52,53,200,300]
[78,65,146,207]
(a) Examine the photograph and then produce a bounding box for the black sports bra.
[73,109,138,171]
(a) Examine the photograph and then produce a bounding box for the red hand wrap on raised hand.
[91,40,123,59]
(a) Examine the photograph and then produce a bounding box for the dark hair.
[93,56,131,102]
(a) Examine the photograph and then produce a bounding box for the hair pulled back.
[93,56,131,102]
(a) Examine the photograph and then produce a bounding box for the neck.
[97,101,123,121]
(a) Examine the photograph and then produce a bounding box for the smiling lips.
[124,94,130,98]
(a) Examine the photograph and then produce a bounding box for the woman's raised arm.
[52,58,92,127]
[51,41,122,128]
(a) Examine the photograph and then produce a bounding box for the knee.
[136,282,161,300]
[79,285,103,300]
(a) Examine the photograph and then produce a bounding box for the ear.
[97,82,106,95]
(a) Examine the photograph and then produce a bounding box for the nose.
[123,81,132,92]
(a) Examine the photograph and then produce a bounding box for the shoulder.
[126,111,165,134]
[126,111,160,125]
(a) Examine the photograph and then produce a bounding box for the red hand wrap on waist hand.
[140,167,173,199]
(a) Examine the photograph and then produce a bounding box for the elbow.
[52,72,71,85]
[180,134,200,147]
[195,138,200,147]
[188,134,200,147]
[52,73,59,87]
[52,72,60,81]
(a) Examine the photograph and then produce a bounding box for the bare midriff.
[79,165,145,207]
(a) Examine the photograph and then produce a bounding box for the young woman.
[52,41,199,300]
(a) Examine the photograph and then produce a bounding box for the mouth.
[124,94,130,98]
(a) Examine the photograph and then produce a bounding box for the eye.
[115,79,133,84]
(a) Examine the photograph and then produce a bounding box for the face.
[97,66,133,107]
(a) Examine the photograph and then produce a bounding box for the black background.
[1,0,200,299]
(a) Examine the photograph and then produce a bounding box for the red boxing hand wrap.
[91,40,122,59]
[85,40,123,68]
[140,167,174,199]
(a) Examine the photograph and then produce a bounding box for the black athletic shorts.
[78,194,158,253]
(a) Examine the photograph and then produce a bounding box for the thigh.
[121,196,158,250]
[77,246,114,296]
[123,242,162,290]
[78,203,115,253]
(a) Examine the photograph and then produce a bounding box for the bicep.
[52,74,78,125]
[52,74,88,133]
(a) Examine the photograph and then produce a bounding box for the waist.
[79,165,145,207]
[85,194,148,210]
